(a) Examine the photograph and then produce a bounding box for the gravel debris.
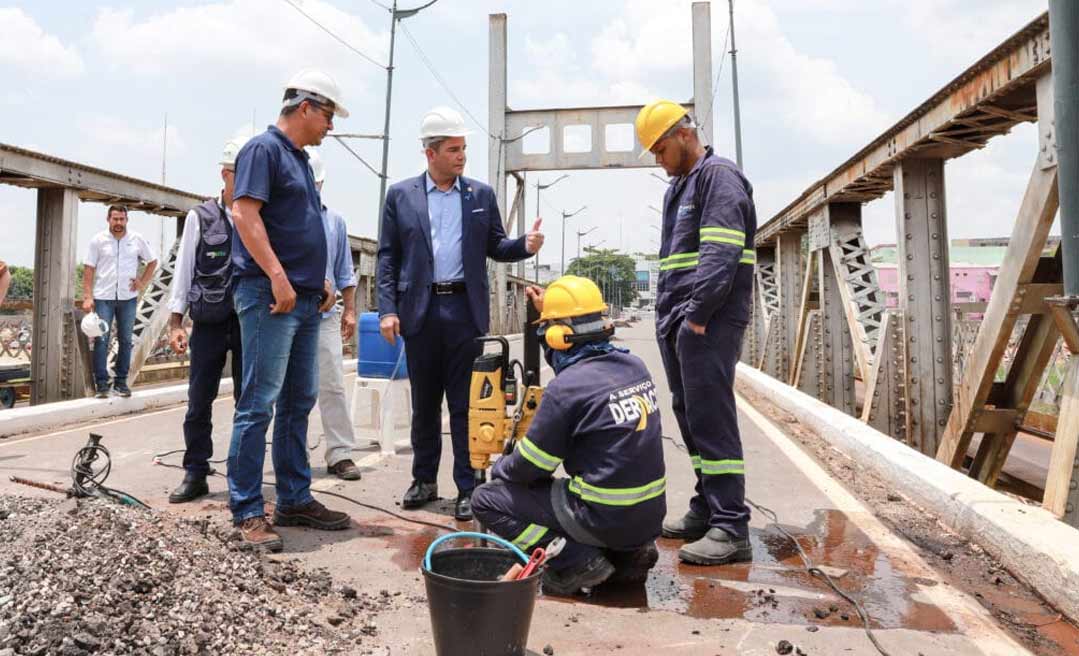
[0,495,397,655]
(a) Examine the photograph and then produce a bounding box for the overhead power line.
[331,136,386,179]
[282,0,388,70]
[398,22,492,138]
[697,18,732,144]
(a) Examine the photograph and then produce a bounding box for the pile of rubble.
[0,495,395,655]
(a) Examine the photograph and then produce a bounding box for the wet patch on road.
[579,509,956,633]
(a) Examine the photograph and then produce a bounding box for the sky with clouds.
[0,0,1051,270]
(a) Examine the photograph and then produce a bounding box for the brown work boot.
[273,499,351,530]
[237,516,283,552]
[328,459,362,481]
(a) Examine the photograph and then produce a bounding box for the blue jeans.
[226,276,321,523]
[92,298,137,390]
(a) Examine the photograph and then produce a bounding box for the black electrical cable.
[151,435,323,465]
[153,449,456,533]
[71,441,152,510]
[660,435,891,656]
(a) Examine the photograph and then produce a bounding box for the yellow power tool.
[468,336,543,479]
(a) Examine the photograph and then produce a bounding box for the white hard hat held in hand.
[283,69,349,118]
[419,106,472,141]
[81,312,108,339]
[306,147,326,184]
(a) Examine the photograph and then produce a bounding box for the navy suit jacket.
[377,173,532,336]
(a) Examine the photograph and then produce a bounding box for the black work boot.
[168,473,209,504]
[678,528,752,566]
[541,554,616,597]
[606,541,660,584]
[454,492,473,521]
[401,480,438,510]
[661,508,710,541]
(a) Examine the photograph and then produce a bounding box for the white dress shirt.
[85,230,157,301]
[168,201,233,315]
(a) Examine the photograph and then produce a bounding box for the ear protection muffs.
[543,322,575,351]
[541,319,616,351]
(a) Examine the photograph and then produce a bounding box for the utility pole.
[535,174,570,281]
[729,0,744,169]
[376,1,399,243]
[375,0,439,243]
[560,206,586,275]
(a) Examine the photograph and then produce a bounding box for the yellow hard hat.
[635,100,688,153]
[540,276,607,322]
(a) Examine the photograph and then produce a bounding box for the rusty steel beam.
[0,142,206,217]
[757,13,1051,247]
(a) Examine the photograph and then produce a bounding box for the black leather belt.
[432,281,466,295]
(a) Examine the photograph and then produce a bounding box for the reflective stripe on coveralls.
[512,523,550,550]
[567,476,667,506]
[517,436,563,471]
[690,455,746,475]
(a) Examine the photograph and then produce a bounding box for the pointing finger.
[531,218,542,232]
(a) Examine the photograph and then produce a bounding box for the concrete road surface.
[0,321,1049,655]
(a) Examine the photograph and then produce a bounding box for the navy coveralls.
[655,147,756,540]
[472,349,666,571]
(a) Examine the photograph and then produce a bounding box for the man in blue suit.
[377,106,544,520]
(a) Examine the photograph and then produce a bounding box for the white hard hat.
[81,312,108,339]
[219,134,252,169]
[419,106,472,141]
[306,147,326,183]
[284,69,349,118]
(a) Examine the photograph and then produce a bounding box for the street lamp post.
[576,226,597,261]
[535,174,570,282]
[560,206,586,276]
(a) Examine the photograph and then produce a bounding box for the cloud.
[90,0,385,92]
[0,8,84,78]
[511,32,655,108]
[511,0,889,148]
[897,0,1045,66]
[72,116,188,179]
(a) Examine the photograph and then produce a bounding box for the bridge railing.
[742,12,1079,526]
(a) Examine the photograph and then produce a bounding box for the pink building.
[870,241,1012,309]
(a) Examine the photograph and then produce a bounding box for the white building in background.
[531,263,561,285]
[633,254,659,309]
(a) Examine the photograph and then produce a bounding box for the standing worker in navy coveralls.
[636,100,757,565]
[473,276,666,596]
[377,106,544,521]
[227,70,352,552]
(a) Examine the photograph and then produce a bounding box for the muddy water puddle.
[383,508,953,631]
[583,509,955,633]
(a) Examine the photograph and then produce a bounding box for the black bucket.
[422,547,540,656]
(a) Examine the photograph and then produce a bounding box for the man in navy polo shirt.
[227,69,351,552]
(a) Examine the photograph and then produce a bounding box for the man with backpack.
[166,135,249,504]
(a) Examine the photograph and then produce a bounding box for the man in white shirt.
[81,206,157,398]
[307,150,361,480]
[165,137,248,504]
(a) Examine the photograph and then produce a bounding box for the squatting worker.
[307,148,362,481]
[472,276,666,596]
[227,69,350,552]
[81,205,158,399]
[165,135,250,505]
[377,106,544,521]
[635,100,757,565]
